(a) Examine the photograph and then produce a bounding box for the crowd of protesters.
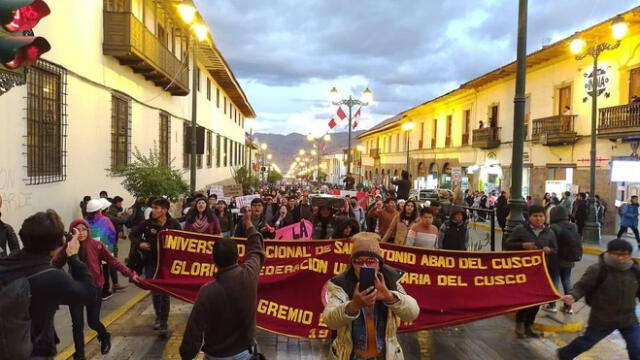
[1,172,640,360]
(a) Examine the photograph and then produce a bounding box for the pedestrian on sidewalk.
[572,193,588,236]
[184,198,221,235]
[322,232,420,360]
[180,207,266,360]
[130,198,181,337]
[505,205,558,338]
[0,210,95,359]
[546,206,582,315]
[618,195,640,244]
[382,200,419,245]
[52,219,141,360]
[496,191,509,231]
[437,206,469,250]
[557,239,640,360]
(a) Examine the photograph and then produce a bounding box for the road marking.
[54,290,149,360]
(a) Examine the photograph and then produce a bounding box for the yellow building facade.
[358,7,640,234]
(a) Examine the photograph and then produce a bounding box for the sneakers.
[99,332,112,354]
[153,318,161,330]
[515,322,526,339]
[112,283,128,292]
[561,304,574,315]
[158,324,169,338]
[524,324,542,338]
[101,291,113,301]
[542,303,558,313]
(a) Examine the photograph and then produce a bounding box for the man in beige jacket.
[322,233,420,360]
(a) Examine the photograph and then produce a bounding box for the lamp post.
[178,4,209,193]
[504,0,528,233]
[329,87,373,174]
[356,145,365,184]
[260,143,268,183]
[308,133,331,182]
[569,15,628,244]
[401,121,415,175]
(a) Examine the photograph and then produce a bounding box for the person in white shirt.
[406,207,439,248]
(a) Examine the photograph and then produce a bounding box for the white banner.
[235,194,261,209]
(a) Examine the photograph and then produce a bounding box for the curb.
[582,245,604,256]
[54,290,149,360]
[505,312,584,334]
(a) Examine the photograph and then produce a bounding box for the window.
[431,119,438,148]
[157,24,167,47]
[111,94,131,171]
[419,122,424,149]
[183,123,190,168]
[216,88,220,108]
[630,67,640,101]
[224,97,227,114]
[558,85,571,115]
[236,142,240,165]
[206,78,211,100]
[196,67,201,92]
[395,133,400,152]
[223,138,228,166]
[229,141,234,166]
[216,134,221,167]
[462,110,471,145]
[206,131,212,168]
[489,105,499,128]
[446,115,452,146]
[26,61,68,184]
[229,103,232,119]
[159,113,170,167]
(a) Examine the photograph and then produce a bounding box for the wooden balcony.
[598,102,640,139]
[369,148,380,159]
[103,11,189,96]
[531,115,578,146]
[472,127,501,149]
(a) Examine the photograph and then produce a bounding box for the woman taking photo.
[183,198,221,235]
[406,207,439,248]
[215,200,234,237]
[382,200,419,245]
[53,219,140,360]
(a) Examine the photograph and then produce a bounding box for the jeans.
[102,263,119,294]
[618,226,640,242]
[515,305,539,326]
[558,325,640,360]
[69,287,107,356]
[145,262,170,325]
[552,267,573,294]
[204,350,252,360]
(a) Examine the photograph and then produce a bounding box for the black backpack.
[551,223,582,262]
[0,267,56,360]
[585,262,640,306]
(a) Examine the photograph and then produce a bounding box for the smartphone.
[359,267,376,292]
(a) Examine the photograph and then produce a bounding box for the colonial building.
[358,7,640,233]
[0,0,255,227]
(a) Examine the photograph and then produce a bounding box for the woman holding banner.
[183,198,221,235]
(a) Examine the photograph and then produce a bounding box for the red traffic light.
[0,36,50,69]
[2,0,50,32]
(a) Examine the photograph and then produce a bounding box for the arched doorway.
[427,162,438,189]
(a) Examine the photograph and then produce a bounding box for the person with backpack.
[557,239,640,360]
[0,210,95,360]
[618,195,640,244]
[545,206,582,315]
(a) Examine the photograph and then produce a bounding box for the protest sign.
[143,230,559,339]
[235,194,260,208]
[274,220,314,240]
[223,184,243,197]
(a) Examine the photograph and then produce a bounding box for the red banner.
[142,230,559,339]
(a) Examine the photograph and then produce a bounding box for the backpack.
[585,262,640,306]
[0,267,56,360]
[550,223,582,262]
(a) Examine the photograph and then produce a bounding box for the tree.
[118,147,189,202]
[232,165,259,194]
[268,169,283,184]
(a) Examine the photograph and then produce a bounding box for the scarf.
[191,215,210,233]
[604,253,634,271]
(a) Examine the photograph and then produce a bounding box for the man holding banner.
[180,208,266,360]
[322,232,419,360]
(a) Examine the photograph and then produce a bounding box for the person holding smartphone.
[322,232,419,360]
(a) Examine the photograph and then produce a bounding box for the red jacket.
[52,219,133,288]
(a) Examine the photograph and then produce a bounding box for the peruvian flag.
[352,107,362,129]
[328,106,347,129]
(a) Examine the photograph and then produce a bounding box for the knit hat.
[351,232,383,263]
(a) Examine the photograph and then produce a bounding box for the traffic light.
[0,0,51,70]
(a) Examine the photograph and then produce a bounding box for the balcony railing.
[472,127,501,149]
[103,11,189,96]
[531,115,577,145]
[599,102,640,139]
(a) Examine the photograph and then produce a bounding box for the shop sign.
[583,65,611,102]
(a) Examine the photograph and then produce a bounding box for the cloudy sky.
[195,0,637,136]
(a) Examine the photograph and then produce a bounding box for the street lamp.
[329,87,373,175]
[505,0,528,234]
[308,133,331,182]
[568,14,628,244]
[299,149,306,156]
[401,121,415,174]
[178,3,209,193]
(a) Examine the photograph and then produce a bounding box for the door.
[630,67,640,101]
[558,85,572,114]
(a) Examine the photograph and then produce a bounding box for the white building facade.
[0,0,255,227]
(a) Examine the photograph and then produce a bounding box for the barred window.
[206,130,212,168]
[26,61,68,184]
[183,123,190,169]
[206,78,211,101]
[216,88,220,108]
[223,138,228,167]
[159,113,170,167]
[111,94,131,171]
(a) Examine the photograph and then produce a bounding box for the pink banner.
[274,220,314,240]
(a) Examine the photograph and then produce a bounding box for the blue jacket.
[621,203,639,228]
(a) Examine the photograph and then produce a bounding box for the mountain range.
[253,130,365,172]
